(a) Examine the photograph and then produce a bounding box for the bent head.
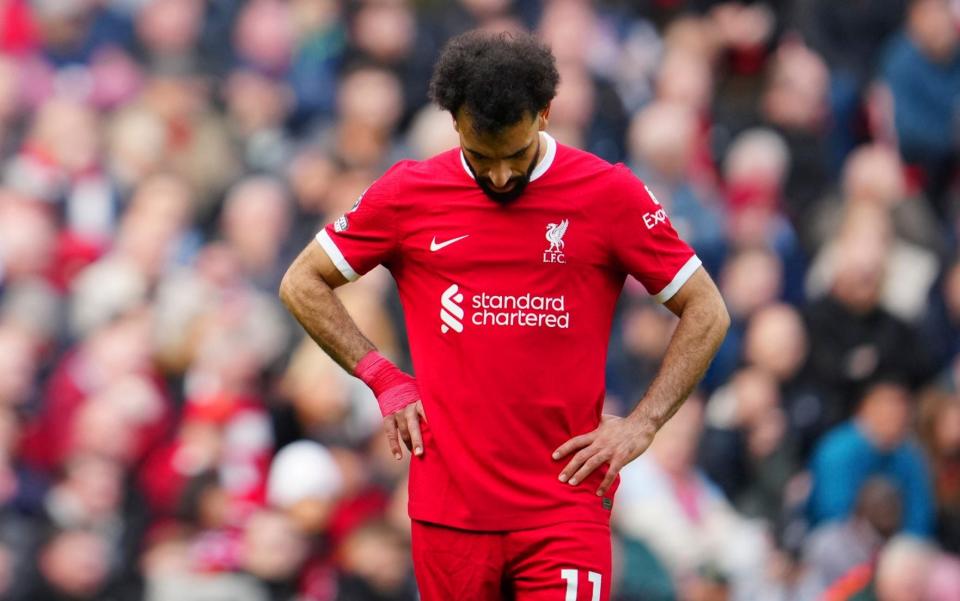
[430,30,559,204]
[455,108,544,204]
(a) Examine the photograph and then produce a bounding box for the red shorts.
[411,519,611,601]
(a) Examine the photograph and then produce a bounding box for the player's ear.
[538,105,550,130]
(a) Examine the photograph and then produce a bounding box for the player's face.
[455,108,547,205]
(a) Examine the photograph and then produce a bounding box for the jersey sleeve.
[314,164,404,281]
[608,165,701,303]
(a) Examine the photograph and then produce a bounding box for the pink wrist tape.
[354,351,420,416]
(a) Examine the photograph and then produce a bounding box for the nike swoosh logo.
[430,235,470,252]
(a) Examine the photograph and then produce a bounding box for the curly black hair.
[429,30,560,136]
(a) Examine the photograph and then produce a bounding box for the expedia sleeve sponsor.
[608,165,698,301]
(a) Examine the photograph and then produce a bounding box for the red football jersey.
[317,133,700,531]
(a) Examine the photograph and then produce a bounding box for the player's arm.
[631,267,729,435]
[553,267,729,495]
[279,241,426,460]
[280,241,366,367]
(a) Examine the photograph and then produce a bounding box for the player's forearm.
[627,292,729,434]
[278,261,375,373]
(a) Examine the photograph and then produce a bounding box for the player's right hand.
[384,400,427,460]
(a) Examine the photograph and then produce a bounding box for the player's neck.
[534,131,548,169]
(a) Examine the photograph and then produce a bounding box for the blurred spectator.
[803,203,931,419]
[240,509,309,599]
[404,105,461,161]
[152,241,290,377]
[614,395,769,598]
[699,367,798,522]
[22,528,115,601]
[219,175,293,292]
[41,453,146,598]
[757,40,831,220]
[19,309,173,473]
[0,2,958,598]
[881,0,960,215]
[0,404,46,518]
[801,477,902,596]
[806,145,942,323]
[137,72,241,214]
[0,322,38,408]
[918,389,960,552]
[923,260,960,376]
[146,571,270,601]
[314,65,405,171]
[233,0,294,76]
[287,0,345,123]
[926,554,960,601]
[272,338,379,450]
[799,0,908,166]
[822,535,938,601]
[0,56,22,154]
[5,97,110,223]
[808,381,935,536]
[347,0,428,119]
[266,440,343,535]
[655,45,718,191]
[69,173,196,337]
[223,68,295,172]
[741,303,825,455]
[136,0,204,72]
[721,129,804,283]
[708,246,783,388]
[612,535,676,601]
[335,520,417,601]
[31,0,135,66]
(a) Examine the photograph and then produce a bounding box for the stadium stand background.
[1,0,960,599]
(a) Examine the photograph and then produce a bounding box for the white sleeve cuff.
[654,255,702,303]
[315,229,360,282]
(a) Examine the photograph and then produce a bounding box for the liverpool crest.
[543,219,568,263]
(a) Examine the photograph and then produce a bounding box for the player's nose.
[489,164,511,188]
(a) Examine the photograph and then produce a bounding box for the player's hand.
[383,400,427,460]
[552,414,657,496]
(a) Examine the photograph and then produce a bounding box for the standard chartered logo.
[439,284,570,334]
[440,284,464,333]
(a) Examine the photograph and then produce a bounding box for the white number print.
[560,569,601,601]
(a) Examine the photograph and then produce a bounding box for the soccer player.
[279,31,729,601]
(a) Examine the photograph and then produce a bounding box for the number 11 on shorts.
[560,569,601,601]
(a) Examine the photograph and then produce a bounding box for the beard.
[467,140,540,205]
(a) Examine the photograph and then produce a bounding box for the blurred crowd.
[1,0,960,599]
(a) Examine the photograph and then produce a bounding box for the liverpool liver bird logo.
[545,219,569,253]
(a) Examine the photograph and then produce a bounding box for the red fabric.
[326,486,389,545]
[354,351,420,416]
[0,0,38,54]
[18,351,173,472]
[412,519,612,601]
[298,555,338,601]
[319,136,697,531]
[139,395,272,518]
[725,179,781,212]
[138,443,186,516]
[823,563,873,601]
[51,232,107,291]
[690,114,720,191]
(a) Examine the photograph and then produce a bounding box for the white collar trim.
[459,131,557,182]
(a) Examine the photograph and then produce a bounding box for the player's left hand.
[552,414,657,497]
